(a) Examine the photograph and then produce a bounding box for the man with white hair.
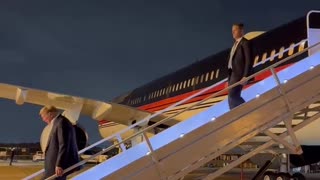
[39,106,80,180]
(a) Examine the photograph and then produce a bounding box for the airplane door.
[307,10,320,56]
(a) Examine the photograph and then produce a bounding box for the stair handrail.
[27,38,318,180]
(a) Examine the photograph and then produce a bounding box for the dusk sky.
[0,0,319,144]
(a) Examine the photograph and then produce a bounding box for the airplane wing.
[0,83,158,126]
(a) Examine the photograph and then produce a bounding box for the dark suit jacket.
[228,37,253,83]
[44,115,80,179]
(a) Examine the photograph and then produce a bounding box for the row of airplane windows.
[128,69,220,105]
[128,40,307,105]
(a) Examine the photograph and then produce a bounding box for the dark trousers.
[228,75,245,110]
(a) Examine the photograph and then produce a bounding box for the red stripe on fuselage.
[99,63,293,126]
[137,63,292,112]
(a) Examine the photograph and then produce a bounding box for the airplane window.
[288,43,295,56]
[191,78,195,86]
[270,50,276,61]
[172,84,175,92]
[298,40,306,52]
[253,55,260,66]
[278,47,285,59]
[215,69,220,78]
[183,81,186,88]
[179,82,183,90]
[261,53,267,64]
[205,72,209,82]
[195,76,199,85]
[200,74,204,83]
[210,71,215,80]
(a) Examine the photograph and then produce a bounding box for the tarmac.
[1,160,320,180]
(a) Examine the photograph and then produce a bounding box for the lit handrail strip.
[26,38,316,180]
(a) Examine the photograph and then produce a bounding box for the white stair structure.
[24,11,320,180]
[70,46,320,180]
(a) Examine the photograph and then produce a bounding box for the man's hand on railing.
[55,166,63,177]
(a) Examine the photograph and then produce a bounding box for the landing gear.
[263,171,276,180]
[257,153,306,180]
[262,171,304,180]
[274,172,291,180]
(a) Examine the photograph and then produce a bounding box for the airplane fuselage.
[98,14,320,168]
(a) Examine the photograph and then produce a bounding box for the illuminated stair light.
[310,65,314,70]
[180,133,185,138]
[211,117,216,121]
[146,151,151,156]
[283,79,288,84]
[256,94,260,98]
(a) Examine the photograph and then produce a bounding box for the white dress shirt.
[228,37,242,69]
[41,114,60,152]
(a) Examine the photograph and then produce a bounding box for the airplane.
[0,11,319,179]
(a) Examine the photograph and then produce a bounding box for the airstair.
[25,11,320,180]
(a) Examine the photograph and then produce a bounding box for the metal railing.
[26,38,319,180]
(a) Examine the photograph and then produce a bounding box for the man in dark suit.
[40,106,80,180]
[227,23,253,109]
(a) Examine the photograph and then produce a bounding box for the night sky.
[0,0,319,144]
